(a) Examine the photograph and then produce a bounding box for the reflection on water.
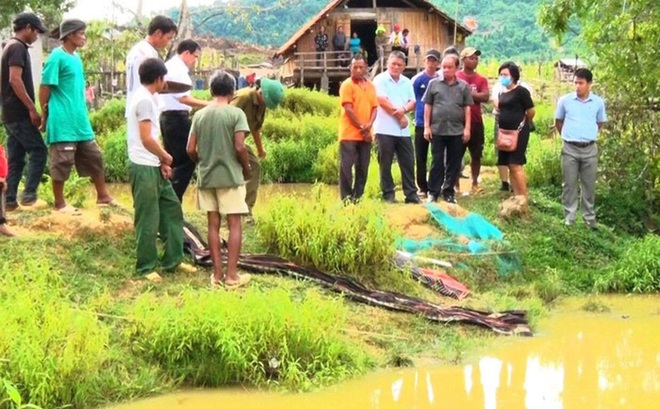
[104,183,327,214]
[108,296,659,409]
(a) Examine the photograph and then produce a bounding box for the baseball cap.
[460,47,481,58]
[12,12,47,34]
[424,49,441,61]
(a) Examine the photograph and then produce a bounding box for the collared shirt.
[555,92,607,142]
[373,71,415,137]
[125,40,159,116]
[411,70,441,126]
[338,77,378,141]
[159,55,193,112]
[230,87,266,136]
[423,77,473,136]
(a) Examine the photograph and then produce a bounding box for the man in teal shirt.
[40,19,114,213]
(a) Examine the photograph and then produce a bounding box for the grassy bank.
[2,87,657,408]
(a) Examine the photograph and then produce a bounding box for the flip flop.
[225,273,251,290]
[97,199,121,208]
[55,205,82,215]
[210,274,224,288]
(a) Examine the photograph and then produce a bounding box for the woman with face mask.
[494,61,535,198]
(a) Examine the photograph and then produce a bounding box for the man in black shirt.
[314,25,328,66]
[1,13,48,211]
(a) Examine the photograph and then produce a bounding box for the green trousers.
[245,145,261,212]
[130,163,184,274]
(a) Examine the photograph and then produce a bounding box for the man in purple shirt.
[411,49,440,198]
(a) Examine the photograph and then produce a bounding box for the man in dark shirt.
[1,13,48,211]
[314,25,329,66]
[332,25,347,67]
[423,54,473,203]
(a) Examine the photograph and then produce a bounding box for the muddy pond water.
[107,295,659,409]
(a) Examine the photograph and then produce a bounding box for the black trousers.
[339,141,371,200]
[414,126,430,193]
[376,134,417,201]
[429,134,463,198]
[160,111,195,202]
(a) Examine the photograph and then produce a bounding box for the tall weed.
[89,99,125,136]
[126,288,370,390]
[255,187,408,290]
[594,235,660,293]
[279,88,339,117]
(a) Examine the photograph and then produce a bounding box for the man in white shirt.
[126,57,196,279]
[373,51,418,204]
[159,39,209,200]
[125,15,177,117]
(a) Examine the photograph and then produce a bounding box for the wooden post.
[300,54,305,87]
[321,52,329,92]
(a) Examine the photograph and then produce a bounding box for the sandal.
[210,274,224,288]
[55,205,82,215]
[225,273,252,290]
[97,199,121,208]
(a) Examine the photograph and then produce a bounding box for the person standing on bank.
[555,68,606,229]
[372,51,419,204]
[187,72,252,289]
[338,54,378,202]
[411,49,441,199]
[332,25,347,54]
[495,61,535,199]
[159,39,209,201]
[423,54,473,204]
[1,13,49,211]
[230,78,284,215]
[39,19,115,213]
[125,15,178,116]
[126,57,197,278]
[456,47,489,194]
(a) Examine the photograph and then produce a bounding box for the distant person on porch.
[338,54,378,202]
[333,25,347,52]
[389,25,405,54]
[314,25,329,66]
[349,32,362,56]
[401,28,410,63]
[375,25,388,61]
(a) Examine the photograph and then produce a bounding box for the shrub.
[594,235,660,293]
[99,125,130,182]
[526,137,562,196]
[279,88,339,117]
[0,259,111,408]
[126,287,370,390]
[261,138,318,183]
[255,187,401,289]
[313,143,339,184]
[532,102,556,139]
[89,99,126,136]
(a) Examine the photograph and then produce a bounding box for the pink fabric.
[0,145,8,178]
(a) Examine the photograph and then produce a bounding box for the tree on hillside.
[539,0,659,232]
[0,0,73,28]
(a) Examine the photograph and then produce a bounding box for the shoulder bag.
[496,119,525,152]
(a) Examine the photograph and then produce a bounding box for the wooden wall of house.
[287,8,467,61]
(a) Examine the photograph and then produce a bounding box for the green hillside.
[181,0,573,60]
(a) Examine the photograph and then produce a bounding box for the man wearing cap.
[39,19,115,213]
[1,12,49,211]
[230,77,284,214]
[373,51,419,204]
[125,15,178,117]
[159,39,209,202]
[411,49,441,199]
[456,47,489,194]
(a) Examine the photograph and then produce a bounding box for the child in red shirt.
[0,145,15,236]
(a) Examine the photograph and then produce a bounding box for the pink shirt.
[457,71,489,123]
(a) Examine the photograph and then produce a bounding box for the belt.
[565,140,596,148]
[161,110,190,116]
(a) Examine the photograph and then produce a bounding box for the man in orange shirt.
[338,54,378,201]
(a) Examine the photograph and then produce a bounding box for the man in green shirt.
[188,71,252,289]
[230,77,284,215]
[39,19,114,213]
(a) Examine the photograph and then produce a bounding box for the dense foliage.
[176,0,572,60]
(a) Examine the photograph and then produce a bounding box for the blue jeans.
[4,119,47,205]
